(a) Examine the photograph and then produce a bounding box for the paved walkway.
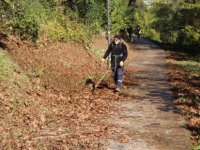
[103,39,191,150]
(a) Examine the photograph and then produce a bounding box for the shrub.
[1,0,92,42]
[12,17,39,41]
[40,19,90,42]
[145,29,160,41]
[178,25,200,54]
[160,30,179,44]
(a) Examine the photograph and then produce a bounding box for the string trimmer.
[94,69,110,89]
[85,69,110,91]
[85,55,120,91]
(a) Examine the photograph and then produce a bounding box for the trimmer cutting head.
[85,78,96,90]
[85,70,110,91]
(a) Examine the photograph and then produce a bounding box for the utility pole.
[107,0,111,69]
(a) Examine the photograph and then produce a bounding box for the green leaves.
[110,0,132,34]
[12,17,39,41]
[142,0,200,54]
[66,0,135,35]
[3,0,12,5]
[178,25,200,54]
[1,0,93,42]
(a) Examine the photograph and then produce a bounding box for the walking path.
[103,39,191,150]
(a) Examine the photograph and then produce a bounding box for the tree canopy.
[134,0,200,54]
[0,0,199,54]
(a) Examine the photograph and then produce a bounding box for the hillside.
[0,0,199,149]
[0,35,136,149]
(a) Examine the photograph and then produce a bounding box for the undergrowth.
[0,0,92,43]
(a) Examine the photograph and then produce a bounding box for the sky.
[143,0,152,4]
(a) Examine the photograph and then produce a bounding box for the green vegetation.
[0,48,30,118]
[134,0,200,54]
[0,0,92,42]
[1,0,200,148]
[110,0,132,34]
[192,144,200,150]
[167,51,200,145]
[0,0,144,43]
[0,48,28,85]
[177,60,200,75]
[1,0,199,54]
[32,68,44,77]
[0,0,135,42]
[168,58,200,75]
[83,43,104,57]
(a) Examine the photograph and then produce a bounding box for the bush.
[12,18,39,41]
[1,0,92,42]
[178,25,200,54]
[145,29,160,41]
[40,20,67,42]
[149,1,200,54]
[160,30,178,44]
[40,19,90,42]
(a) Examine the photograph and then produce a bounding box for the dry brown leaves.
[167,51,200,145]
[0,38,135,149]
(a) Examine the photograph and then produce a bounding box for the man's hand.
[101,58,106,63]
[120,61,124,67]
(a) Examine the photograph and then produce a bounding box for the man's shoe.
[115,87,121,92]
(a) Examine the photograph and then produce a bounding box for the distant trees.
[0,0,93,42]
[1,0,199,54]
[133,0,200,54]
[64,0,136,34]
[0,0,137,41]
[152,0,200,54]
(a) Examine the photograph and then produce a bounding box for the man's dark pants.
[112,66,124,88]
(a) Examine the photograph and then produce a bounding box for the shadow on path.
[102,38,192,150]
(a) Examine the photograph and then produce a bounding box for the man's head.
[114,34,121,45]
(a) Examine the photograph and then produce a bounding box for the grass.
[33,68,44,77]
[83,42,105,57]
[0,48,31,126]
[0,48,50,150]
[167,51,200,146]
[0,49,16,81]
[192,144,200,150]
[0,48,30,147]
[167,59,200,75]
[0,48,30,107]
[0,48,29,85]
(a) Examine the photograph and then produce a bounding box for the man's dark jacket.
[103,42,128,69]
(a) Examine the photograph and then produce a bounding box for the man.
[127,27,133,39]
[102,35,128,92]
[136,26,141,39]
